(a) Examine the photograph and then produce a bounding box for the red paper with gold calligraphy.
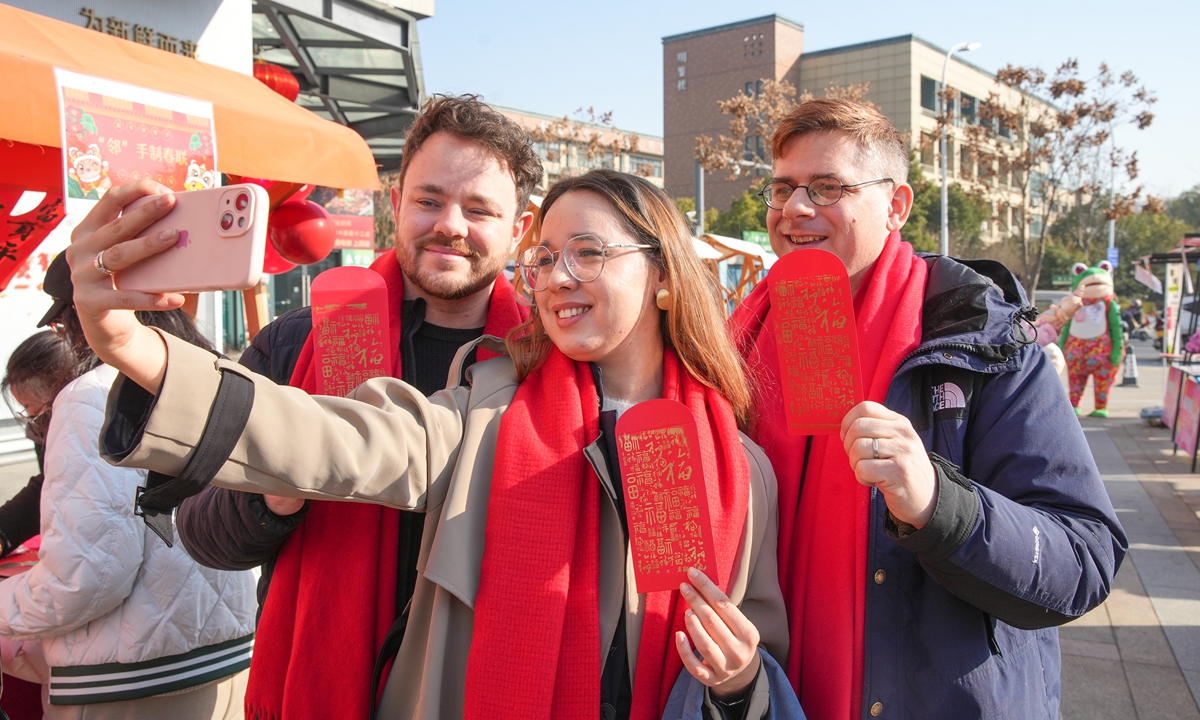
[767,248,863,435]
[310,266,392,398]
[615,399,714,593]
[0,141,66,291]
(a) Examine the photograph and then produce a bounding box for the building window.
[532,141,559,164]
[960,93,977,125]
[920,132,935,166]
[631,155,663,178]
[1030,214,1043,238]
[678,79,686,91]
[920,76,939,112]
[676,51,687,63]
[745,82,753,96]
[756,80,763,95]
[755,135,764,160]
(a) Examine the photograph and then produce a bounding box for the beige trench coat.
[102,331,788,720]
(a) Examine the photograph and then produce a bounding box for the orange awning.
[0,4,380,191]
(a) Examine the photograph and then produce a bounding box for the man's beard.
[396,236,508,301]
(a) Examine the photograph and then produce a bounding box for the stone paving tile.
[1153,597,1200,672]
[1125,661,1200,720]
[1105,564,1181,669]
[1061,655,1136,720]
[1060,603,1116,647]
[1083,420,1200,716]
[1061,637,1122,661]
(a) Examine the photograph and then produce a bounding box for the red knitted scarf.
[463,346,750,720]
[245,253,526,720]
[729,233,926,720]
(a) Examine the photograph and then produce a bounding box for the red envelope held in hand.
[615,399,714,594]
[767,248,863,435]
[311,266,391,398]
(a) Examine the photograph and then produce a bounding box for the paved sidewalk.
[1062,339,1200,719]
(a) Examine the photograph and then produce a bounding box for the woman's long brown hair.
[506,169,752,430]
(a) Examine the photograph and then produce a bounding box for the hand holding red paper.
[615,399,714,593]
[840,401,939,529]
[676,567,763,699]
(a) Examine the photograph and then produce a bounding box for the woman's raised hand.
[66,179,183,392]
[675,567,762,699]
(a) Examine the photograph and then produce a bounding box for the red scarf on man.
[729,233,926,720]
[244,252,526,720]
[463,346,750,720]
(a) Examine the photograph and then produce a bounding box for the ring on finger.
[94,250,115,277]
[872,438,880,460]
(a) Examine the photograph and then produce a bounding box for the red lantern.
[269,200,336,265]
[253,60,300,102]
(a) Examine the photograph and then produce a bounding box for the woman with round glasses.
[67,171,795,720]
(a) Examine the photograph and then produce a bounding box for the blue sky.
[418,0,1197,200]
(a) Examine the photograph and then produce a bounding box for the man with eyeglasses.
[729,98,1125,720]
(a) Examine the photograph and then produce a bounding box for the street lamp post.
[940,41,982,256]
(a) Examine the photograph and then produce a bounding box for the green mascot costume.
[1060,261,1123,418]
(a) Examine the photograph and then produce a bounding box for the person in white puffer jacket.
[0,254,256,720]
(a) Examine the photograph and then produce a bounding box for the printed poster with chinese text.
[54,70,217,215]
[309,187,376,251]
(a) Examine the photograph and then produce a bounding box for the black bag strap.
[369,601,411,720]
[135,368,255,547]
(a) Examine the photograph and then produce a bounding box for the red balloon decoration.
[253,60,300,102]
[262,233,297,275]
[269,200,336,265]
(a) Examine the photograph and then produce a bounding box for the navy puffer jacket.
[859,255,1126,719]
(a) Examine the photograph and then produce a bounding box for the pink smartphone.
[114,184,269,293]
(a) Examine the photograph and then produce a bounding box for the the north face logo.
[933,382,966,412]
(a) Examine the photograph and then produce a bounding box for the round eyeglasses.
[518,234,654,292]
[757,177,895,209]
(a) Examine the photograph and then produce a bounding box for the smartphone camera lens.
[237,216,246,229]
[235,192,249,211]
[221,212,235,231]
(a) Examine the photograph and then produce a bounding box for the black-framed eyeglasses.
[757,177,895,209]
[519,234,655,292]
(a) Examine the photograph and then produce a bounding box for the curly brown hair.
[398,94,542,215]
